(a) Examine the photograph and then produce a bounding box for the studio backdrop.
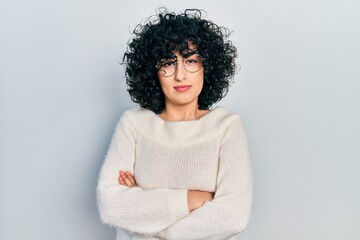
[0,0,359,239]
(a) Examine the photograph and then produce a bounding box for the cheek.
[158,78,172,96]
[196,79,203,91]
[159,80,168,90]
[195,73,205,92]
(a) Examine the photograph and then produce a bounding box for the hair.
[123,8,238,114]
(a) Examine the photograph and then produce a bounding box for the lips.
[174,85,192,92]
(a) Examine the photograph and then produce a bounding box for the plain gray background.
[1,0,359,239]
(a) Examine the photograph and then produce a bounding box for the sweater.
[96,106,253,240]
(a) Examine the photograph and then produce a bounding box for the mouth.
[174,85,192,92]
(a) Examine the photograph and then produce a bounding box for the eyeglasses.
[156,54,203,77]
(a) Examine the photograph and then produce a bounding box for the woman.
[97,9,253,240]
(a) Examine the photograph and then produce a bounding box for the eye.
[185,54,202,65]
[186,59,198,64]
[161,60,176,67]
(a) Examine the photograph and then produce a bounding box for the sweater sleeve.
[96,112,190,235]
[153,115,253,240]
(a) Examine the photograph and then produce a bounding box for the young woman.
[97,9,253,240]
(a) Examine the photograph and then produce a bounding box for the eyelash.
[162,59,198,67]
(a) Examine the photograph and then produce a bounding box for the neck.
[160,102,208,121]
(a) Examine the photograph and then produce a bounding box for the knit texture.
[97,106,253,240]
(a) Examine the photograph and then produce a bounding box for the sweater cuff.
[168,189,189,223]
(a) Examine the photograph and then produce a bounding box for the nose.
[175,60,187,81]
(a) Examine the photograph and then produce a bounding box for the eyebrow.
[182,50,198,58]
[167,50,198,59]
[159,50,198,62]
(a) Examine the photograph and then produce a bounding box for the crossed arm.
[99,114,252,239]
[118,170,215,213]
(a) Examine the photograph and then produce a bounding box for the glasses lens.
[159,59,177,77]
[184,54,202,73]
[157,54,203,77]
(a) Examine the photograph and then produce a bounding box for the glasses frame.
[155,53,203,77]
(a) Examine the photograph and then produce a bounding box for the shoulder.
[207,106,244,130]
[211,107,249,148]
[115,107,156,133]
[121,107,154,121]
[113,106,246,144]
[207,107,248,143]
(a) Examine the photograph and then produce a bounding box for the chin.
[174,98,199,107]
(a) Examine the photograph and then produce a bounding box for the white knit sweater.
[96,106,253,240]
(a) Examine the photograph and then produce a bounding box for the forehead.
[186,41,197,51]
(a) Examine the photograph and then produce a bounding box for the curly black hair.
[123,8,238,114]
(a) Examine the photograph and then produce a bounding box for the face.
[157,45,204,109]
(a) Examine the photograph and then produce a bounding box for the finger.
[210,193,215,201]
[121,172,134,187]
[118,175,126,185]
[118,171,131,186]
[125,171,137,186]
[119,171,137,187]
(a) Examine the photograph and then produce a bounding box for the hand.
[118,170,138,187]
[187,190,214,212]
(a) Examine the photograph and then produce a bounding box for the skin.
[157,48,208,122]
[118,45,215,212]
